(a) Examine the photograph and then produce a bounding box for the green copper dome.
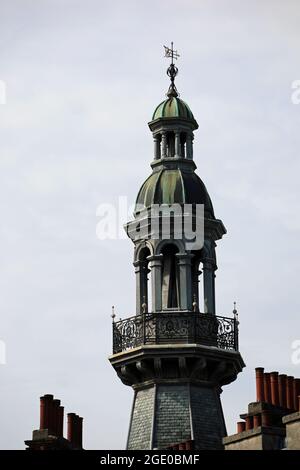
[152,96,195,121]
[135,169,215,219]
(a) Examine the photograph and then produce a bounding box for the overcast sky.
[0,0,300,449]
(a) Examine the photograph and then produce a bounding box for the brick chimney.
[223,367,300,450]
[25,395,83,450]
[39,394,53,431]
[67,413,83,449]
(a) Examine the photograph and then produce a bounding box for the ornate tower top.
[151,43,198,130]
[110,47,245,451]
[126,45,226,314]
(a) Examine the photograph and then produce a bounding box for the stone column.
[134,260,148,314]
[153,135,160,160]
[186,133,193,160]
[203,259,216,314]
[147,254,163,312]
[161,132,167,159]
[176,253,193,310]
[174,131,181,158]
[192,264,202,310]
[181,140,185,158]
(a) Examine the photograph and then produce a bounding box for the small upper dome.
[152,96,195,121]
[135,169,215,219]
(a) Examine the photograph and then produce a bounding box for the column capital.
[175,253,194,265]
[133,259,148,269]
[147,254,163,265]
[202,258,217,271]
[133,259,143,267]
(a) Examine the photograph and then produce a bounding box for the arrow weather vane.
[163,42,180,97]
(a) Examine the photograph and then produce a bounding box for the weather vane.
[164,41,180,63]
[163,42,180,97]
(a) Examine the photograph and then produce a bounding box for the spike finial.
[111,305,116,322]
[233,301,238,320]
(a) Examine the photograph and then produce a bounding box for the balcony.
[112,311,239,354]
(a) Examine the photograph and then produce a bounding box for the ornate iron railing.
[112,311,239,354]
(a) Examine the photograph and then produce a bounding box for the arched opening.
[161,244,180,309]
[138,247,151,313]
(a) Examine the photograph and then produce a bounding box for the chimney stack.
[78,416,83,449]
[292,378,298,411]
[278,374,287,408]
[270,372,279,406]
[286,376,294,410]
[237,421,246,433]
[263,372,271,403]
[58,406,64,438]
[67,413,76,444]
[52,399,61,436]
[67,413,83,449]
[292,378,300,411]
[253,414,261,428]
[255,367,265,402]
[27,394,83,450]
[245,415,253,431]
[261,410,271,427]
[40,394,53,431]
[227,368,300,451]
[295,378,300,396]
[48,397,55,435]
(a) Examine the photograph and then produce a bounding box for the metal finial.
[111,305,116,322]
[163,42,179,98]
[233,301,238,319]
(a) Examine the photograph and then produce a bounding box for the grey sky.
[0,0,300,449]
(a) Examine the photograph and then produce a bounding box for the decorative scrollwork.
[112,312,238,354]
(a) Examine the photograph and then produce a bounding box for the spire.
[164,42,180,97]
